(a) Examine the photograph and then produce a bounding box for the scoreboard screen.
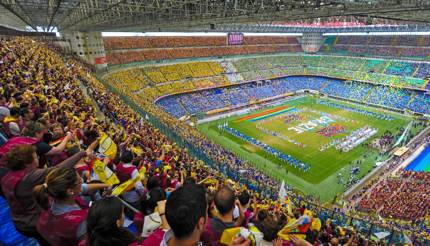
[228,32,244,45]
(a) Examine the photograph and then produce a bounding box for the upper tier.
[103,36,302,65]
[104,36,300,49]
[104,35,430,65]
[105,55,430,100]
[321,35,430,60]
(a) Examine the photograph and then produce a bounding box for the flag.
[3,116,17,123]
[311,218,321,232]
[92,159,120,185]
[98,133,117,158]
[219,228,241,245]
[403,234,412,244]
[374,231,390,240]
[277,218,307,241]
[111,174,143,196]
[138,165,146,176]
[286,196,293,216]
[163,165,172,172]
[204,178,218,185]
[377,213,386,223]
[131,146,143,156]
[155,159,162,168]
[278,180,287,203]
[162,144,172,152]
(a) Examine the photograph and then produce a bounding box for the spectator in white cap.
[0,106,10,121]
[0,106,11,144]
[1,107,20,137]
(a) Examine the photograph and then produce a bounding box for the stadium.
[0,1,430,246]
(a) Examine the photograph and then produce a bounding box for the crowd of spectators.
[116,67,430,243]
[106,45,302,65]
[347,132,430,239]
[233,55,430,89]
[104,36,299,50]
[358,170,430,227]
[104,35,430,86]
[155,76,430,118]
[89,39,430,246]
[0,36,323,246]
[104,36,227,49]
[321,35,430,60]
[107,52,430,92]
[407,93,430,114]
[105,55,430,245]
[105,62,232,101]
[384,62,419,77]
[373,131,395,152]
[2,36,430,246]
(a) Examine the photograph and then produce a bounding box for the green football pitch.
[198,96,412,202]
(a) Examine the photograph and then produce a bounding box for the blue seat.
[0,197,39,246]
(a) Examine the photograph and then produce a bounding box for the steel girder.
[1,0,430,32]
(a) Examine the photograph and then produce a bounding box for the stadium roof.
[2,0,430,32]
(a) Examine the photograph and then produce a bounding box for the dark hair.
[33,167,78,209]
[206,192,215,218]
[132,159,140,167]
[120,150,133,164]
[24,121,47,137]
[86,197,136,246]
[183,177,196,186]
[257,210,268,221]
[9,107,20,117]
[305,229,318,244]
[31,98,39,106]
[19,102,29,109]
[293,209,301,219]
[166,184,207,240]
[19,107,31,118]
[238,190,250,206]
[214,187,235,216]
[83,129,99,145]
[6,145,36,170]
[146,176,160,191]
[147,187,166,213]
[255,216,280,242]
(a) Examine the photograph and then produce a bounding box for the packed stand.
[0,36,385,246]
[104,36,302,65]
[320,35,430,60]
[348,132,430,240]
[358,170,430,222]
[231,55,429,90]
[155,76,430,118]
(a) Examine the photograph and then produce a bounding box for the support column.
[61,31,107,70]
[300,32,324,53]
